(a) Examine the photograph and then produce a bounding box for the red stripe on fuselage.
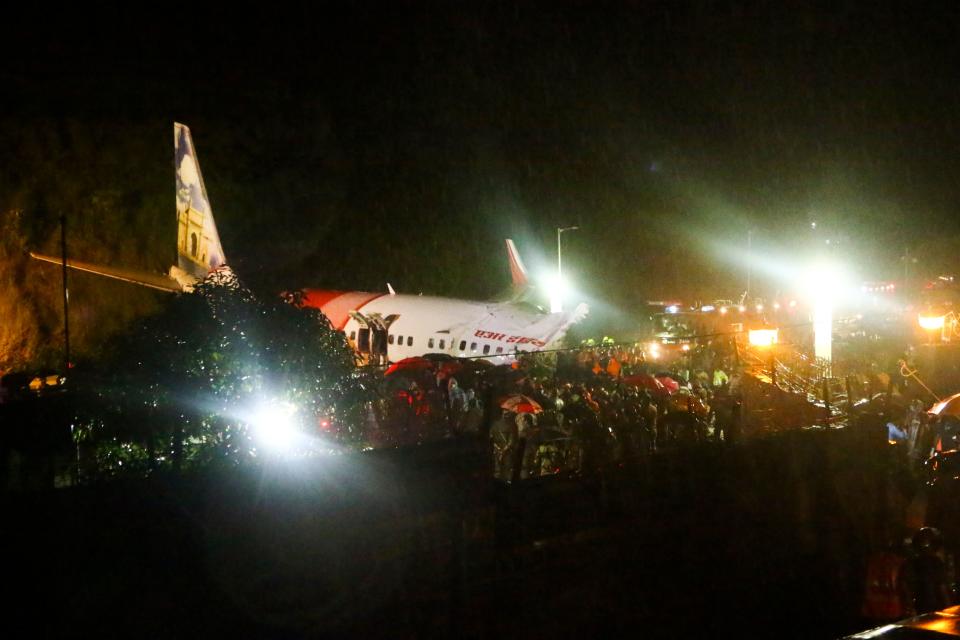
[301,289,387,330]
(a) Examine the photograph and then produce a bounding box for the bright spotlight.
[801,261,851,303]
[647,342,661,360]
[755,303,764,312]
[544,273,570,313]
[748,328,778,347]
[802,261,851,363]
[738,305,746,313]
[250,400,301,453]
[772,302,781,310]
[919,314,946,331]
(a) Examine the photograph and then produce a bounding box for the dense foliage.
[70,273,372,477]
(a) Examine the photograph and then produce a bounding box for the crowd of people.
[356,340,746,482]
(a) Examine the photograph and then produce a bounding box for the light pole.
[554,226,579,313]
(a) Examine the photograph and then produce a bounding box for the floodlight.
[919,314,946,331]
[748,328,778,347]
[250,400,300,453]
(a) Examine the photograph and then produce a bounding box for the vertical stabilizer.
[175,123,226,279]
[505,239,529,290]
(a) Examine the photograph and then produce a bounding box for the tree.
[72,272,373,478]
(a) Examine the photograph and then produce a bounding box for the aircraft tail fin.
[505,239,529,290]
[175,123,226,280]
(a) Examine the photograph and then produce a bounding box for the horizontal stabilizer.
[30,252,181,293]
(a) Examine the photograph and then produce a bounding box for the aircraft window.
[428,338,434,349]
[439,339,445,349]
[388,334,394,345]
[459,340,466,351]
[496,347,503,354]
[407,336,413,347]
[398,335,403,345]
[483,344,490,355]
[470,342,477,351]
[349,331,356,341]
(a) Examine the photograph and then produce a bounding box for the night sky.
[5,2,960,317]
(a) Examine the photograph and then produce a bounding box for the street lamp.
[552,226,579,313]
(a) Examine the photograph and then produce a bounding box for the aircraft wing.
[30,252,182,293]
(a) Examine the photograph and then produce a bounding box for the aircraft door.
[357,327,370,354]
[349,311,399,365]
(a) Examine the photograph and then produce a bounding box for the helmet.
[912,527,943,552]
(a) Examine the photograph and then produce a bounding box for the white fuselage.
[306,290,584,363]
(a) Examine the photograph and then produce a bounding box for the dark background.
[3,2,960,367]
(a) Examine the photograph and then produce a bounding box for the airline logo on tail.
[175,123,225,279]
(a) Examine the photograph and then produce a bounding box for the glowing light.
[719,306,728,314]
[666,305,679,314]
[748,328,778,347]
[250,400,301,453]
[681,343,691,352]
[919,314,946,331]
[647,342,661,360]
[801,261,851,364]
[772,302,780,310]
[738,305,746,312]
[545,273,570,314]
[812,302,831,361]
[755,303,764,312]
[701,305,715,312]
[789,300,797,308]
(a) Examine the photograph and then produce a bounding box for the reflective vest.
[862,552,907,621]
[606,358,621,378]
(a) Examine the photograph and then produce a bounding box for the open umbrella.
[500,394,543,414]
[422,353,456,365]
[384,356,435,376]
[655,375,680,394]
[438,360,465,376]
[929,392,960,417]
[622,373,666,393]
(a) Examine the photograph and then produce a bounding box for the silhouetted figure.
[861,537,911,623]
[908,527,953,614]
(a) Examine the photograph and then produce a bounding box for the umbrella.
[929,392,960,417]
[622,373,666,393]
[655,375,680,394]
[422,353,456,364]
[435,360,464,376]
[500,394,543,414]
[384,356,435,376]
